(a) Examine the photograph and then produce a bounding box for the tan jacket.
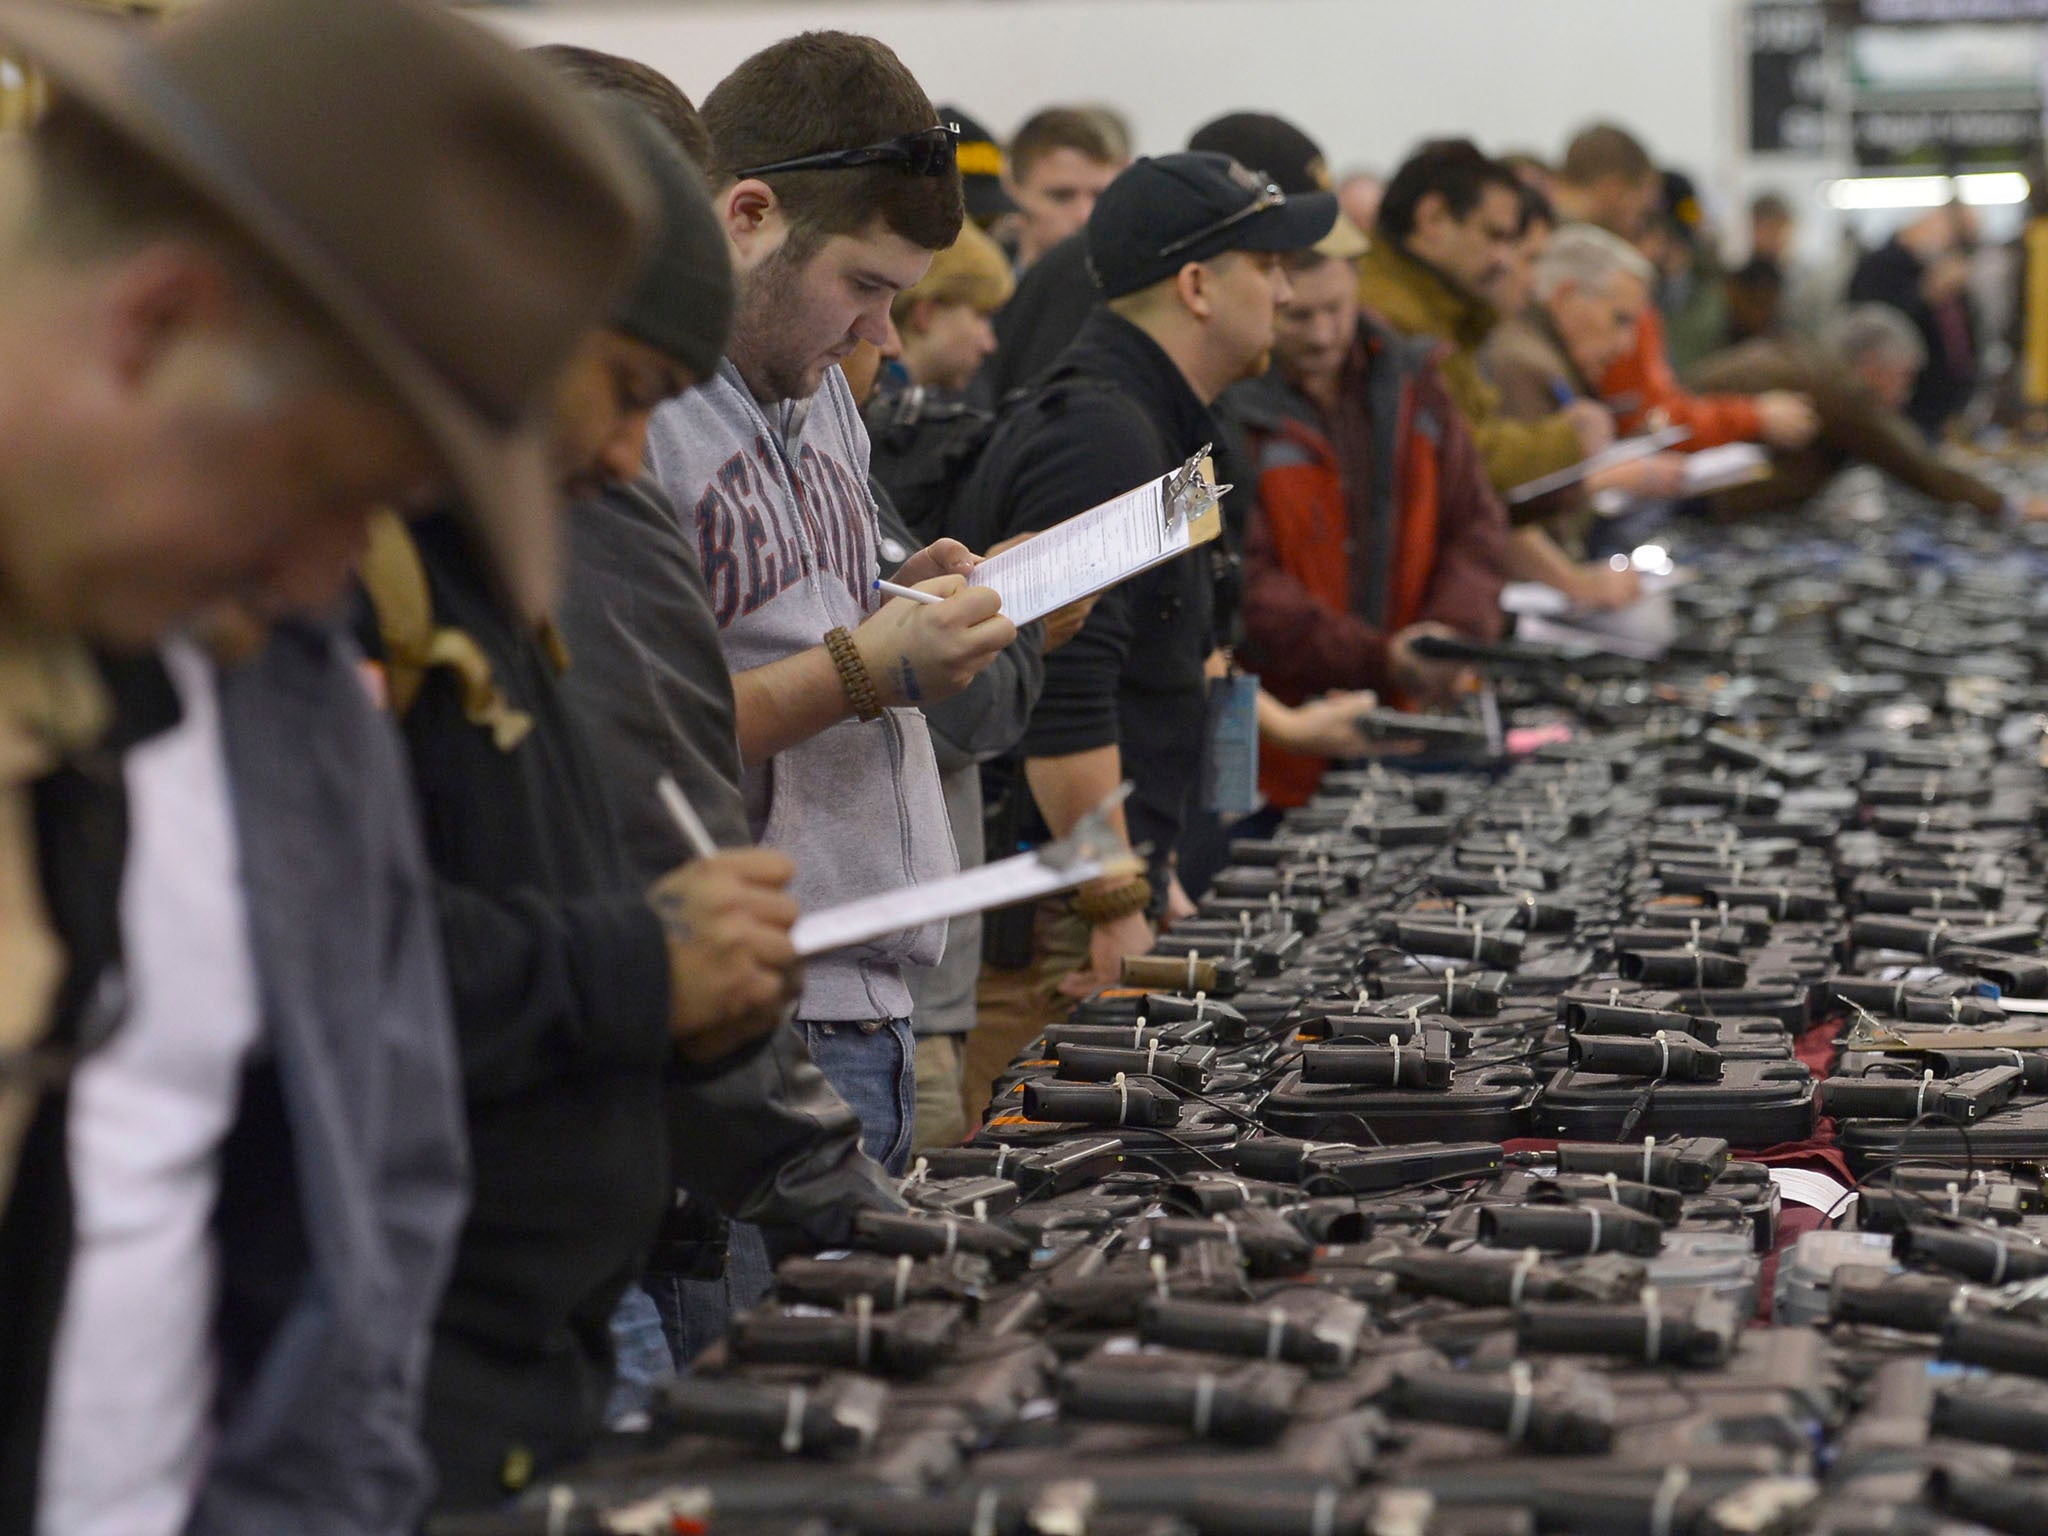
[1690,339,2004,519]
[1355,239,1584,498]
[1480,311,1601,540]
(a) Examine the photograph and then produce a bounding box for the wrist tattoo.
[649,889,695,946]
[894,657,923,704]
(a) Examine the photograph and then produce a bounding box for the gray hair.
[1824,304,1927,373]
[1533,222,1654,301]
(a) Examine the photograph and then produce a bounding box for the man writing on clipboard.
[953,152,1338,1117]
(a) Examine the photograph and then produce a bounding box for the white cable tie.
[1194,991,1209,1020]
[993,1145,1009,1178]
[1604,1172,1620,1203]
[1504,1361,1535,1443]
[1188,950,1201,992]
[1655,1032,1671,1079]
[853,1293,874,1371]
[894,1254,914,1310]
[780,1386,808,1454]
[943,1217,960,1258]
[1147,1040,1160,1079]
[1509,1248,1540,1310]
[1650,1466,1690,1536]
[1191,1373,1217,1438]
[1641,1287,1662,1363]
[1587,1206,1603,1255]
[971,1488,1001,1536]
[1946,1182,1961,1220]
[547,1486,574,1536]
[1917,1071,1933,1119]
[1265,1307,1288,1362]
[973,1198,988,1224]
[1642,1136,1656,1186]
[906,1157,929,1188]
[1992,1237,2010,1287]
[1929,920,1949,958]
[1311,1487,1339,1536]
[1390,1035,1405,1086]
[1152,1252,1171,1300]
[1133,1022,1147,1048]
[1472,926,1486,963]
[1611,987,1623,1008]
[1115,1072,1131,1125]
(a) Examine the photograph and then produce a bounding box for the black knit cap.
[1086,151,1336,299]
[603,101,734,380]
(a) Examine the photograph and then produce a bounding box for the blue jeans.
[649,1220,775,1371]
[604,1284,677,1428]
[803,1016,916,1176]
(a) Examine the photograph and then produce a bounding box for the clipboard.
[788,787,1144,959]
[1504,426,1691,506]
[969,446,1229,625]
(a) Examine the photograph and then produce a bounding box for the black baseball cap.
[1188,112,1370,259]
[938,103,1019,221]
[1086,151,1337,299]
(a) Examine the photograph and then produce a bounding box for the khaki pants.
[911,1034,969,1154]
[962,898,1091,1126]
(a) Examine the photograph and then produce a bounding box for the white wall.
[486,0,1743,193]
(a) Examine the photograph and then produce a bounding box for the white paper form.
[789,788,1141,959]
[1504,426,1692,506]
[969,451,1224,625]
[1680,442,1771,495]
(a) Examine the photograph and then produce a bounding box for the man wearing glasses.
[648,33,1017,1175]
[950,153,1337,1119]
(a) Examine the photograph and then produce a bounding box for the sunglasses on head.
[1157,181,1287,260]
[733,123,959,181]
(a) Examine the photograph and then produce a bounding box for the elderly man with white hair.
[1690,301,2048,522]
[1483,223,1694,606]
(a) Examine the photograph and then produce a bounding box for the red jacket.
[1599,304,1763,449]
[1230,314,1508,808]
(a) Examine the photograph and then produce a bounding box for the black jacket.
[955,308,1218,897]
[976,233,1101,407]
[553,479,901,1257]
[1847,236,1978,438]
[357,512,703,1510]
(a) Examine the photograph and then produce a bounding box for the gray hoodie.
[647,361,955,1021]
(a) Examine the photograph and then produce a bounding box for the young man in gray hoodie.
[646,33,1017,1173]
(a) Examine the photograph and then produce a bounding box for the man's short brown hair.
[1561,123,1655,189]
[702,31,962,256]
[1009,106,1119,183]
[528,44,712,175]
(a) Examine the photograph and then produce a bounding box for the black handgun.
[1567,1030,1723,1082]
[1555,1136,1729,1192]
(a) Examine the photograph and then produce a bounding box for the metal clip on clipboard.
[1163,442,1232,542]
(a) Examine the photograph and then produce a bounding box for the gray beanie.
[603,101,734,380]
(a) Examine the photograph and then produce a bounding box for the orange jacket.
[1231,317,1507,809]
[1598,304,1763,450]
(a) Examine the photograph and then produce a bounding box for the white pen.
[873,577,943,606]
[656,773,719,861]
